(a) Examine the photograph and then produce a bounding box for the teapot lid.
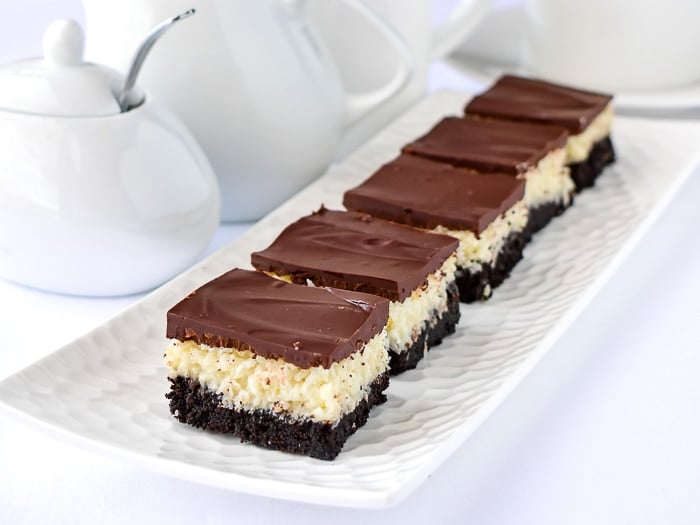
[0,19,123,117]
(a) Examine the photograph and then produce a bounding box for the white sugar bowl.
[0,20,220,296]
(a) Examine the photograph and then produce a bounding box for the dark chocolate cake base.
[167,373,390,461]
[389,325,429,375]
[427,280,461,347]
[389,281,461,375]
[526,197,572,237]
[455,230,527,303]
[569,136,615,191]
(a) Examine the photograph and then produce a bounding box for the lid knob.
[42,19,85,67]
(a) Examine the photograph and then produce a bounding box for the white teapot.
[83,0,412,222]
[0,19,220,296]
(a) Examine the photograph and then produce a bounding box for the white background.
[1,1,700,524]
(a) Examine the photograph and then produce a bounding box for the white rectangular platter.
[1,92,700,509]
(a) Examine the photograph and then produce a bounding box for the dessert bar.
[164,268,390,460]
[343,154,528,302]
[465,74,615,190]
[402,115,574,233]
[251,207,460,374]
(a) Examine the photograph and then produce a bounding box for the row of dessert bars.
[163,75,615,460]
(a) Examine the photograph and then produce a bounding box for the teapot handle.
[430,0,492,60]
[334,0,414,126]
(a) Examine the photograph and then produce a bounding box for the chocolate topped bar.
[166,269,389,368]
[252,208,458,302]
[465,75,613,133]
[402,116,568,174]
[343,154,525,234]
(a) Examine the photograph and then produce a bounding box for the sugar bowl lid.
[0,19,123,117]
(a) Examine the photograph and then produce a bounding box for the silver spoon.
[117,8,196,112]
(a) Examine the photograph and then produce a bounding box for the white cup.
[521,0,700,92]
[309,0,491,157]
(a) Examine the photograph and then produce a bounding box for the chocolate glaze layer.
[343,154,525,234]
[465,75,613,133]
[166,269,389,369]
[402,116,568,174]
[251,208,458,302]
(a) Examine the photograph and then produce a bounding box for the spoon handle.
[118,8,196,112]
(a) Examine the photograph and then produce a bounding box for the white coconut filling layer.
[566,103,614,163]
[522,148,575,208]
[386,254,457,353]
[164,329,389,425]
[432,200,528,273]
